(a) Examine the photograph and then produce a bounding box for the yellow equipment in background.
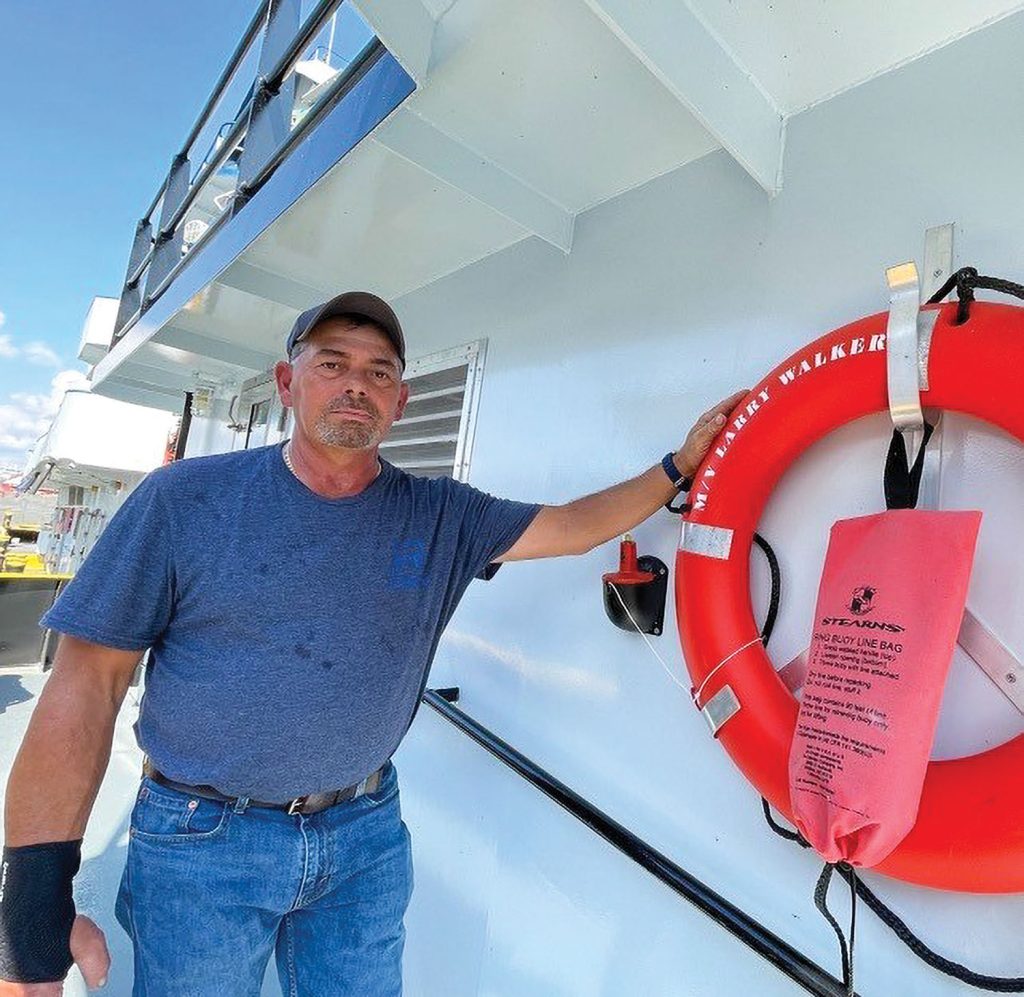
[0,510,71,667]
[0,511,48,575]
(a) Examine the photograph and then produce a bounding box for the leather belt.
[142,759,384,816]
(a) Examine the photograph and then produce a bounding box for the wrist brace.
[0,840,81,983]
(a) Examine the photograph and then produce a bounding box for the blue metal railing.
[111,0,383,346]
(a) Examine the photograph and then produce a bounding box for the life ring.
[675,300,1024,893]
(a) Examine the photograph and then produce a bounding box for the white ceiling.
[91,0,1024,405]
[414,0,720,212]
[687,0,1024,113]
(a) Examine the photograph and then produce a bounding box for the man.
[0,291,745,996]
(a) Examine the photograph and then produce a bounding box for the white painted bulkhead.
[60,6,1024,996]
[389,19,1024,995]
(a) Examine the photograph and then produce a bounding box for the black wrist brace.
[0,839,81,983]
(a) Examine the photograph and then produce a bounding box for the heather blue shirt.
[42,444,541,801]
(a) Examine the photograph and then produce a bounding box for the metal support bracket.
[143,154,190,304]
[958,609,1024,716]
[918,222,955,507]
[236,0,301,206]
[701,684,740,737]
[114,218,153,341]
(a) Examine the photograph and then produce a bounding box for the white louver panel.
[382,340,486,481]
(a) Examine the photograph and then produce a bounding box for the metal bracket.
[680,521,734,560]
[917,222,955,507]
[701,684,740,737]
[958,609,1024,716]
[885,261,926,436]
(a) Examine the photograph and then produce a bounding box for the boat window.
[236,374,289,451]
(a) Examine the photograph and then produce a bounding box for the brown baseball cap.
[286,291,406,368]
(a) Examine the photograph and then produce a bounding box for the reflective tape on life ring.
[676,301,1024,893]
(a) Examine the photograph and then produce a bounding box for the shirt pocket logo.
[388,539,427,590]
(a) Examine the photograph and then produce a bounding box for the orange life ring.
[675,300,1024,893]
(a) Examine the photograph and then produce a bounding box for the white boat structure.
[20,297,178,577]
[9,1,1024,993]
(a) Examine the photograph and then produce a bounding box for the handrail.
[139,1,268,226]
[139,39,384,313]
[421,689,856,997]
[177,1,269,162]
[262,0,341,96]
[114,1,394,342]
[159,112,248,239]
[236,36,380,197]
[125,245,156,291]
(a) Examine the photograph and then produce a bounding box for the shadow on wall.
[0,675,33,716]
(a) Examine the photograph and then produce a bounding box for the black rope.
[760,798,809,847]
[852,877,1024,993]
[762,782,1024,991]
[926,266,1024,324]
[814,863,858,997]
[752,533,780,646]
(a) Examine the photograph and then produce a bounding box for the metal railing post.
[112,218,153,344]
[234,0,302,213]
[144,153,191,304]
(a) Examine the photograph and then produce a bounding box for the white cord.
[607,583,690,695]
[691,635,763,709]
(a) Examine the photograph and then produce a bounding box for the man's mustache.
[327,398,378,418]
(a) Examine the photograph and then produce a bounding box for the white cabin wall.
[390,14,1024,996]
[183,396,243,459]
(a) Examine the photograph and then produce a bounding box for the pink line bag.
[788,508,982,867]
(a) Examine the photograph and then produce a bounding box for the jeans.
[114,761,413,996]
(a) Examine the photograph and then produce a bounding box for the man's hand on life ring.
[674,389,749,479]
[0,915,110,995]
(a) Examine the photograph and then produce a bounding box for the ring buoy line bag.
[676,300,1024,893]
[788,509,981,869]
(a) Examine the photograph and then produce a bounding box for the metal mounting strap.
[885,262,926,436]
[701,684,740,737]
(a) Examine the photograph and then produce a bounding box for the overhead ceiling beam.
[91,375,183,412]
[105,359,201,396]
[215,260,332,311]
[157,324,279,372]
[374,108,575,253]
[581,0,784,194]
[351,0,436,84]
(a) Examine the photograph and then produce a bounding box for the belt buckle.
[286,795,308,816]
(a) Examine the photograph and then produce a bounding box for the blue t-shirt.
[42,444,541,802]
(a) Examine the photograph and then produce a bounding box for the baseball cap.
[286,291,406,368]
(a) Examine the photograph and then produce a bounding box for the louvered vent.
[382,340,485,481]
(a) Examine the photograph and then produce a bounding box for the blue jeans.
[114,762,413,996]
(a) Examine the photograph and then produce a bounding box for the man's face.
[275,317,409,452]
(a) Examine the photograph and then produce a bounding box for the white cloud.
[0,369,90,458]
[22,341,62,367]
[0,311,63,366]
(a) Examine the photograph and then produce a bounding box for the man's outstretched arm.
[497,390,747,561]
[0,635,140,994]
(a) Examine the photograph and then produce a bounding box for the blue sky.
[0,1,254,465]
